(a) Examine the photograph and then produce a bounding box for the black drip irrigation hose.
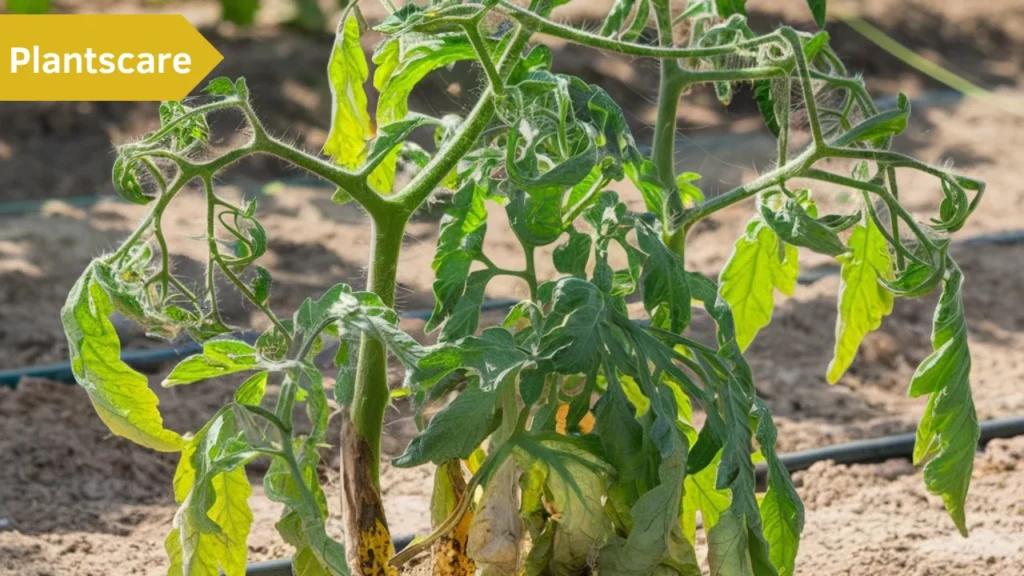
[770,415,1024,474]
[237,416,1024,575]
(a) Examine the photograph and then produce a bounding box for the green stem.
[682,147,821,226]
[497,0,783,60]
[781,27,825,147]
[523,246,539,301]
[349,213,409,488]
[203,176,288,334]
[886,167,907,270]
[345,25,534,497]
[650,0,687,257]
[464,22,504,95]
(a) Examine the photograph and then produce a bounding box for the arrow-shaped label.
[0,15,223,101]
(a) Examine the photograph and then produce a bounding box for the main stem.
[342,211,409,575]
[352,212,408,483]
[341,23,534,574]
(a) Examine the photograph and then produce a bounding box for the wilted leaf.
[637,222,692,333]
[753,399,803,576]
[718,218,798,351]
[682,449,731,544]
[324,14,372,171]
[62,266,184,452]
[760,196,847,257]
[166,410,258,576]
[373,33,476,193]
[599,431,700,576]
[827,218,894,383]
[908,267,978,536]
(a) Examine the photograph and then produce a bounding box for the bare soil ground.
[2,0,1024,574]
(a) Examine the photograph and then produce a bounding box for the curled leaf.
[62,265,184,452]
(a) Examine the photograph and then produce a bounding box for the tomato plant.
[61,0,984,574]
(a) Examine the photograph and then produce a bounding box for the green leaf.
[111,156,152,205]
[593,382,646,515]
[234,372,268,406]
[414,327,530,392]
[61,265,184,452]
[832,94,911,148]
[265,440,349,575]
[599,432,701,576]
[753,399,803,576]
[251,265,272,306]
[637,222,692,333]
[753,79,781,137]
[625,155,665,219]
[622,0,650,42]
[541,279,609,374]
[324,14,372,171]
[220,0,259,26]
[718,218,799,351]
[427,181,491,337]
[162,340,258,387]
[675,171,705,207]
[506,126,599,192]
[333,340,357,406]
[295,283,351,336]
[806,0,827,28]
[760,195,848,257]
[826,217,894,383]
[329,290,425,369]
[682,449,731,544]
[601,0,637,36]
[439,270,494,343]
[203,77,238,97]
[715,0,746,17]
[393,386,501,468]
[707,511,756,576]
[706,386,776,576]
[362,115,432,174]
[507,188,566,247]
[908,267,978,536]
[553,228,592,278]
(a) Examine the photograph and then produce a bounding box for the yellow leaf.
[324,14,372,172]
[827,218,894,383]
[719,219,799,351]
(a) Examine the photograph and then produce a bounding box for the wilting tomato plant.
[61,0,984,574]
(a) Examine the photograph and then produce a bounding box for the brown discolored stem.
[431,461,476,576]
[342,416,398,575]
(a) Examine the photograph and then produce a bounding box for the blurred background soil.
[2,0,1023,574]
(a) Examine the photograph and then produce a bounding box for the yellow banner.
[0,15,223,101]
